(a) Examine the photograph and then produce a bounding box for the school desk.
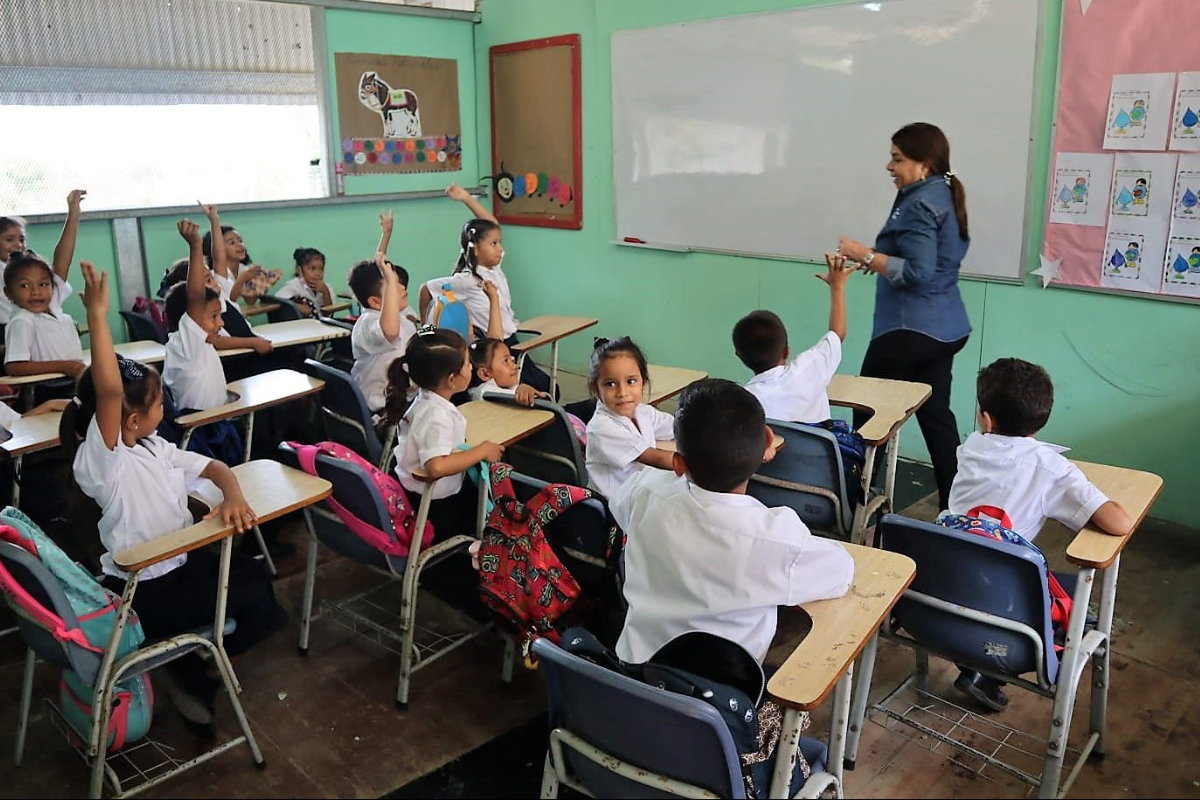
[656,431,785,455]
[218,318,353,357]
[840,460,1163,786]
[0,340,168,407]
[826,374,931,541]
[644,364,708,407]
[108,460,331,796]
[511,315,599,398]
[766,542,916,798]
[0,410,62,508]
[242,301,351,318]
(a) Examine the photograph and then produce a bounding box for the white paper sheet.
[1161,155,1200,298]
[1103,72,1176,151]
[1048,152,1113,227]
[1169,71,1200,151]
[1100,152,1176,292]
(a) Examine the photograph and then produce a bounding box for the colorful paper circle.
[405,140,416,151]
[405,152,415,163]
[373,140,385,152]
[353,140,364,152]
[416,139,425,150]
[384,141,395,152]
[558,184,573,205]
[437,136,447,149]
[513,176,527,196]
[354,151,367,165]
[343,152,355,164]
[524,172,539,194]
[341,138,352,151]
[537,172,549,195]
[416,151,426,162]
[367,152,378,163]
[547,176,561,196]
[392,152,403,164]
[437,151,447,163]
[363,140,374,151]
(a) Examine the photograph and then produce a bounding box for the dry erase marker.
[623,237,646,244]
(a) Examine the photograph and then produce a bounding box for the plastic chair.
[118,311,166,345]
[0,542,254,799]
[846,514,1109,798]
[748,420,888,544]
[277,442,494,709]
[533,637,839,799]
[478,393,587,486]
[298,359,390,469]
[257,294,304,323]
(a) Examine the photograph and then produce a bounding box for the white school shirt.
[947,432,1110,542]
[744,331,842,423]
[424,265,518,338]
[393,389,468,499]
[0,273,73,325]
[212,269,236,305]
[275,276,323,310]
[351,308,415,412]
[585,401,675,498]
[0,402,20,430]
[468,379,515,402]
[4,306,84,364]
[74,418,213,580]
[612,469,855,664]
[164,313,227,411]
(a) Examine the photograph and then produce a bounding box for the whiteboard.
[611,0,1042,280]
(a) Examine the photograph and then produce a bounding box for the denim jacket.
[871,176,971,342]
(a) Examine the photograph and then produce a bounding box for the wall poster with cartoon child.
[334,52,462,176]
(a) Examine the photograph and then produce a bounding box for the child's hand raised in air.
[196,200,219,220]
[66,189,87,213]
[818,252,854,287]
[80,261,109,314]
[177,219,201,244]
[377,251,397,282]
[514,384,539,407]
[379,210,394,234]
[445,183,470,202]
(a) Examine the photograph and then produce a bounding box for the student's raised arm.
[178,219,208,323]
[80,261,123,450]
[482,279,504,340]
[379,252,401,343]
[378,210,394,256]
[51,189,86,282]
[818,252,850,341]
[200,202,229,279]
[446,183,497,226]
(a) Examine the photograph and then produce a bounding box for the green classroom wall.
[472,0,1197,525]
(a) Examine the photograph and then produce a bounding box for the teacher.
[836,122,970,510]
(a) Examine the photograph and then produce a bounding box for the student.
[0,189,86,328]
[418,183,553,394]
[163,219,271,413]
[469,337,588,443]
[732,253,851,423]
[70,260,286,737]
[3,250,86,381]
[584,337,675,498]
[200,211,279,308]
[611,378,854,664]
[350,213,419,413]
[276,247,332,316]
[944,357,1132,711]
[382,327,504,536]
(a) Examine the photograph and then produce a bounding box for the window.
[0,0,323,214]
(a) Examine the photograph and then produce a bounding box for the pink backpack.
[290,441,434,557]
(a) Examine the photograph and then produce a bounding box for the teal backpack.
[0,507,153,751]
[425,282,473,341]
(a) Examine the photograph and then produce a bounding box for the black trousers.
[857,329,968,510]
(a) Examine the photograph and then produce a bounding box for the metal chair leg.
[252,525,276,577]
[539,749,560,799]
[14,648,35,766]
[298,509,319,655]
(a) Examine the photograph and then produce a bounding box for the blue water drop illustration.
[1182,107,1199,130]
[1058,187,1073,205]
[1116,186,1134,209]
[1173,254,1190,275]
[1109,249,1125,269]
[1182,188,1198,213]
[1114,109,1132,130]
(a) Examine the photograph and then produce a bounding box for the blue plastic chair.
[533,636,838,798]
[257,294,304,323]
[478,393,587,487]
[277,442,492,709]
[748,420,888,544]
[299,359,390,470]
[846,514,1110,798]
[0,542,249,798]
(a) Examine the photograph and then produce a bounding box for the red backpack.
[290,441,434,557]
[477,463,618,658]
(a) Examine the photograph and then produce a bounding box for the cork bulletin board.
[488,35,582,229]
[334,52,462,176]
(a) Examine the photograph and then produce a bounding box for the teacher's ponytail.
[892,122,969,242]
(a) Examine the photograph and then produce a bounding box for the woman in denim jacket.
[836,123,970,508]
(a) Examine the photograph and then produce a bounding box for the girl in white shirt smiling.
[3,250,86,382]
[584,337,676,498]
[383,327,504,537]
[70,260,285,737]
[418,184,553,395]
[0,189,86,330]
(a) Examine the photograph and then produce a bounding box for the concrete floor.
[1,368,1197,798]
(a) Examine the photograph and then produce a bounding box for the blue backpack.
[810,419,866,506]
[425,282,473,341]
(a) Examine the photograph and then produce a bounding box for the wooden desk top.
[460,399,555,448]
[826,374,932,446]
[174,370,325,429]
[768,543,915,711]
[219,318,352,357]
[243,301,350,318]
[657,432,784,454]
[645,364,708,407]
[113,460,331,572]
[1064,460,1162,569]
[1,411,62,457]
[0,340,167,387]
[512,315,599,353]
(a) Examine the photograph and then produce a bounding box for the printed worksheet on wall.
[1161,154,1200,298]
[1100,152,1176,292]
[1049,152,1113,226]
[1103,72,1175,151]
[1169,71,1200,151]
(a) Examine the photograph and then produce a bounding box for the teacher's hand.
[837,236,871,264]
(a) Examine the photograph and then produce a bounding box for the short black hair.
[164,281,220,333]
[348,258,409,307]
[977,358,1053,437]
[732,310,787,374]
[587,336,650,397]
[3,251,54,296]
[674,378,766,493]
